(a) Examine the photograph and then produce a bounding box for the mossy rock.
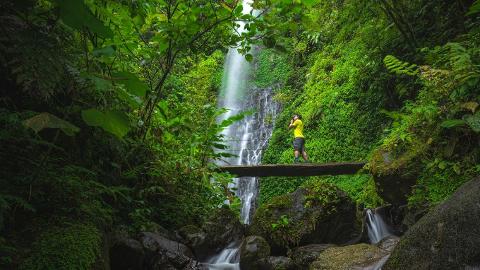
[249,182,359,254]
[239,235,271,270]
[310,243,388,270]
[383,177,480,270]
[369,148,422,205]
[19,223,102,270]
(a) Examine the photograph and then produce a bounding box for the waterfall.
[206,1,279,269]
[366,209,392,244]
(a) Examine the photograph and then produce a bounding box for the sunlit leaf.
[24,112,80,136]
[113,72,148,98]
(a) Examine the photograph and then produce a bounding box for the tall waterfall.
[206,1,279,269]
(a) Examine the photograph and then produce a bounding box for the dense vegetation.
[258,0,480,209]
[0,0,479,269]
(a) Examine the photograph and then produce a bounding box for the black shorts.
[293,137,305,151]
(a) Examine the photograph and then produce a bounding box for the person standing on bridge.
[289,114,309,163]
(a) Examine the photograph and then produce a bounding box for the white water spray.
[366,209,392,244]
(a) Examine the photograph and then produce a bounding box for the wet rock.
[140,232,195,269]
[257,256,297,270]
[110,238,145,270]
[310,243,388,270]
[384,177,480,270]
[376,236,399,252]
[181,207,244,261]
[370,150,420,205]
[249,182,360,254]
[288,244,335,269]
[239,235,271,270]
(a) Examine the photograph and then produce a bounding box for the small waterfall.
[366,209,392,244]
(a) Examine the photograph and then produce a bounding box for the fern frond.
[384,55,419,76]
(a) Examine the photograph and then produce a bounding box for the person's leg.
[302,150,309,162]
[293,138,301,163]
[300,138,308,162]
[294,150,300,163]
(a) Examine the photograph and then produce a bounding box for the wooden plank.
[216,162,366,177]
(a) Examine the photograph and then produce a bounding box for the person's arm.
[288,119,296,129]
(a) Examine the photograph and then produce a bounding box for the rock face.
[257,256,297,270]
[140,232,196,269]
[369,150,419,205]
[288,244,336,269]
[310,243,388,270]
[179,207,244,261]
[239,236,271,270]
[249,183,359,254]
[384,177,480,270]
[110,238,145,270]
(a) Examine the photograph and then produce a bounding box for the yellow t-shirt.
[292,119,304,138]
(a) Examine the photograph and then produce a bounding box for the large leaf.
[467,0,480,16]
[440,119,466,129]
[55,0,113,38]
[81,109,131,138]
[103,110,131,138]
[81,109,104,126]
[113,72,148,98]
[465,112,480,132]
[23,112,79,136]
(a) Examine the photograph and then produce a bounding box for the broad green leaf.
[245,54,253,62]
[81,109,131,138]
[103,110,131,138]
[113,72,148,98]
[56,0,113,38]
[467,0,480,15]
[465,112,480,132]
[81,108,104,126]
[92,45,116,57]
[24,112,79,136]
[440,119,466,128]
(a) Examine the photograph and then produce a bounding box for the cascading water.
[366,209,392,244]
[206,1,279,269]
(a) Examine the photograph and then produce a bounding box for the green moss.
[20,223,102,270]
[251,183,342,249]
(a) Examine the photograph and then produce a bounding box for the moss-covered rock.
[288,244,336,269]
[309,243,388,270]
[239,235,271,270]
[249,182,359,254]
[180,207,243,261]
[19,223,102,270]
[369,149,422,205]
[384,177,480,270]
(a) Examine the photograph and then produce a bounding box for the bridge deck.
[216,162,366,177]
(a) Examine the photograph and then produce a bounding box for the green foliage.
[384,55,419,76]
[81,109,131,138]
[23,112,80,136]
[20,223,102,270]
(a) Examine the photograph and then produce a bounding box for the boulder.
[376,236,399,252]
[384,177,480,270]
[239,235,271,270]
[257,256,297,270]
[369,150,420,205]
[310,243,388,270]
[180,207,244,261]
[288,244,336,269]
[140,232,195,269]
[109,238,145,270]
[249,182,360,254]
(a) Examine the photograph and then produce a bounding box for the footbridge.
[216,162,366,177]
